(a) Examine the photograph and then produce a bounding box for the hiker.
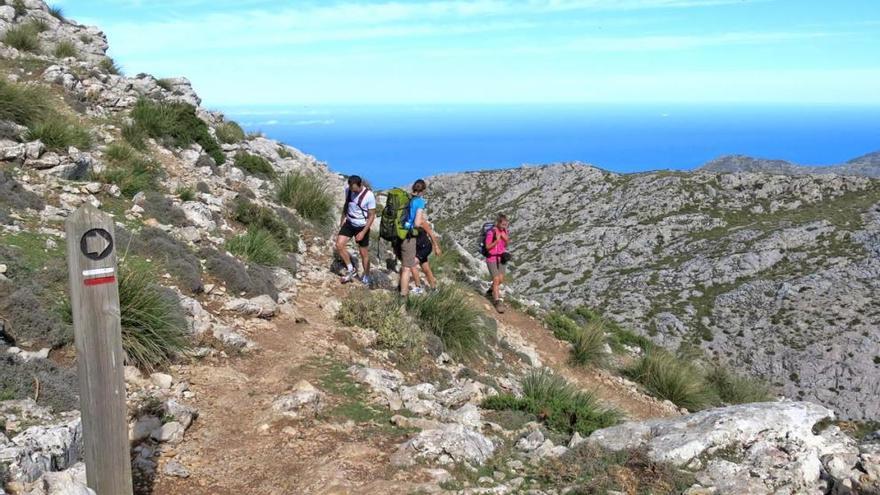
[411,220,442,291]
[398,179,428,296]
[336,175,376,285]
[484,214,510,313]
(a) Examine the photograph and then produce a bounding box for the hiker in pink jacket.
[485,214,510,313]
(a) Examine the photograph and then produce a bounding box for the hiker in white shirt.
[336,175,377,285]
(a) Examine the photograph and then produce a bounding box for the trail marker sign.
[65,203,133,494]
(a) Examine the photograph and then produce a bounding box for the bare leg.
[359,245,371,277]
[492,274,503,301]
[410,266,422,288]
[336,235,353,270]
[421,262,436,288]
[400,266,412,296]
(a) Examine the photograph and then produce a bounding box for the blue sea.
[222,104,880,190]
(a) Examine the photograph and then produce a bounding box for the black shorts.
[416,235,433,264]
[339,221,370,247]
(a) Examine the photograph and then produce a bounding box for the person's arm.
[355,209,376,242]
[414,208,426,228]
[421,222,442,256]
[339,190,349,227]
[486,229,501,249]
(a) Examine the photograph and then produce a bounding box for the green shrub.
[705,366,773,405]
[48,5,65,20]
[12,0,26,17]
[277,146,294,159]
[231,198,297,250]
[116,264,189,371]
[176,186,195,202]
[627,350,712,411]
[3,24,41,53]
[78,34,92,43]
[0,79,51,127]
[53,41,77,59]
[99,57,121,75]
[483,369,620,436]
[121,122,148,150]
[546,312,580,341]
[337,291,423,350]
[96,143,161,197]
[570,322,607,367]
[276,171,334,225]
[156,78,173,91]
[234,151,274,177]
[215,121,245,144]
[226,228,283,266]
[130,98,224,164]
[406,285,485,358]
[29,18,49,33]
[25,119,92,151]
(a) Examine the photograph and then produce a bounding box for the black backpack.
[479,222,494,257]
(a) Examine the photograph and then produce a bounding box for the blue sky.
[57,0,880,107]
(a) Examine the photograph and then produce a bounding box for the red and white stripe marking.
[82,267,116,286]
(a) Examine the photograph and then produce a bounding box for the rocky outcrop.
[700,151,880,178]
[428,162,880,420]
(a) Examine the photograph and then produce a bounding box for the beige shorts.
[487,260,505,277]
[401,238,419,268]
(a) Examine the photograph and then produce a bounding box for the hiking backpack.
[479,222,495,257]
[380,188,412,242]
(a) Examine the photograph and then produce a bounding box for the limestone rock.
[390,423,495,467]
[223,295,278,318]
[272,381,325,419]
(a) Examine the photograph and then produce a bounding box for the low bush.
[116,264,189,371]
[142,191,187,225]
[176,186,195,202]
[626,350,712,411]
[277,146,294,159]
[0,279,72,349]
[96,144,162,197]
[12,0,26,17]
[705,365,773,405]
[233,151,274,178]
[569,322,607,367]
[52,40,77,59]
[537,443,695,494]
[116,227,204,294]
[0,169,44,212]
[200,248,278,300]
[405,285,485,359]
[99,57,121,75]
[48,5,65,20]
[337,291,423,350]
[546,312,580,341]
[226,228,283,266]
[483,369,620,437]
[0,80,51,127]
[0,353,79,412]
[3,24,41,53]
[25,118,92,151]
[231,198,298,251]
[130,98,224,164]
[156,78,173,91]
[121,122,148,150]
[276,171,334,225]
[215,121,245,144]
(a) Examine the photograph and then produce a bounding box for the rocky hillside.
[428,159,880,421]
[700,151,880,178]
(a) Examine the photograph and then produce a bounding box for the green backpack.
[380,188,412,242]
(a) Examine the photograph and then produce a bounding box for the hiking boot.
[341,268,357,284]
[494,299,506,314]
[410,286,426,296]
[360,275,372,286]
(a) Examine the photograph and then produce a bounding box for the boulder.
[150,421,185,444]
[390,423,495,467]
[129,416,161,443]
[272,381,325,419]
[223,295,277,318]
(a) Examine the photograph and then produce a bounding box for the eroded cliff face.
[428,162,880,420]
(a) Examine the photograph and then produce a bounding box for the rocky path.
[147,256,674,494]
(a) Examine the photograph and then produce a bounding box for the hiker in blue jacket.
[399,179,428,296]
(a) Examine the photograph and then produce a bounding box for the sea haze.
[222,104,880,190]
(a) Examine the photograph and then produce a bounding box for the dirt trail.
[151,285,428,495]
[150,254,672,494]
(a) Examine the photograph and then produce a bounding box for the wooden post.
[65,203,133,495]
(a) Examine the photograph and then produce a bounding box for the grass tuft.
[99,57,122,75]
[116,263,190,371]
[176,186,195,202]
[226,228,283,266]
[231,198,298,251]
[52,40,77,59]
[13,0,26,17]
[25,119,92,151]
[569,321,607,367]
[95,143,161,197]
[338,290,424,351]
[705,365,773,405]
[48,5,65,20]
[156,78,174,91]
[3,23,41,53]
[130,98,225,164]
[483,369,620,436]
[405,285,485,358]
[626,350,712,411]
[276,171,334,225]
[234,151,274,178]
[215,121,245,144]
[0,79,51,127]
